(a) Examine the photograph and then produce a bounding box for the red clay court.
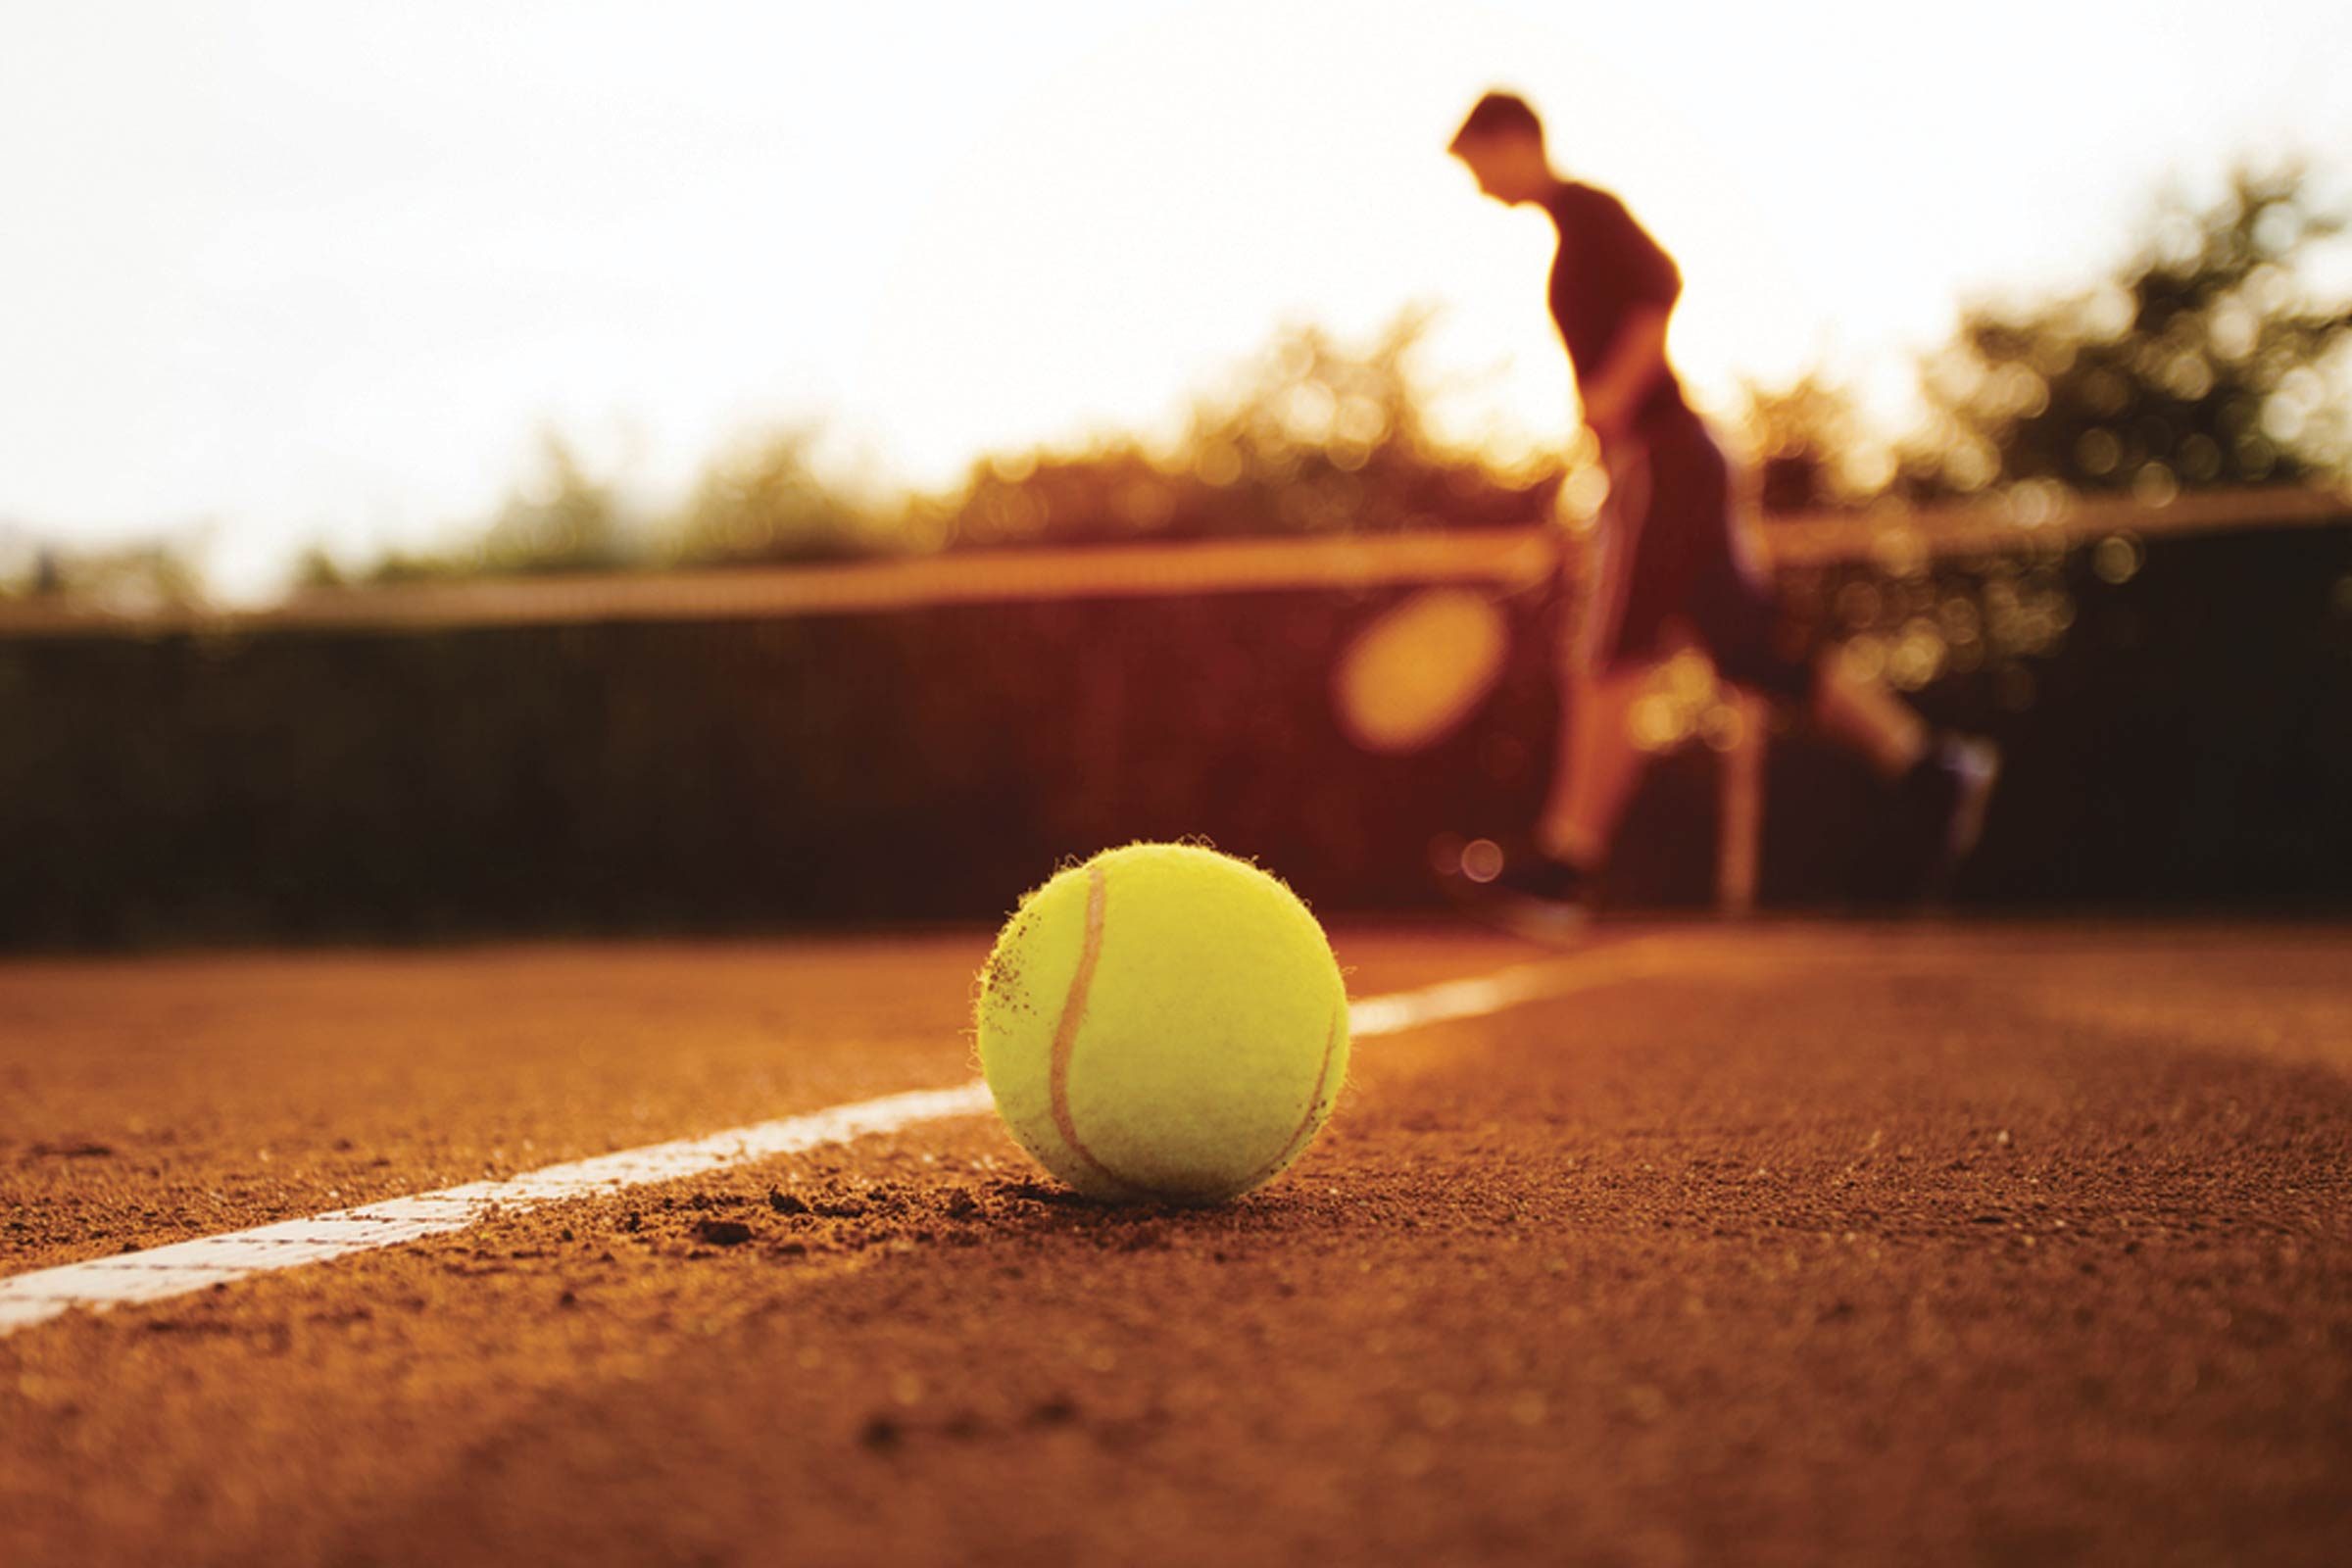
[8,18,2351,1561]
[5,919,2347,1565]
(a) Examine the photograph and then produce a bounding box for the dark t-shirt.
[1544,180,1689,425]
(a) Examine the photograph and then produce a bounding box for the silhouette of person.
[1446,91,1997,912]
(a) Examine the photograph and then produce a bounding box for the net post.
[1715,691,1764,916]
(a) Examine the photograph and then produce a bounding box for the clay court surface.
[3,920,2348,1565]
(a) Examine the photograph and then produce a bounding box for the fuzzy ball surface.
[975,843,1350,1202]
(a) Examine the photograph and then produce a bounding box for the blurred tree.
[476,433,637,573]
[1895,162,2352,501]
[941,309,1560,550]
[0,537,203,612]
[671,423,876,564]
[298,162,2352,589]
[1731,370,1896,514]
[293,547,345,591]
[368,433,642,582]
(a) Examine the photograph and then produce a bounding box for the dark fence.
[3,495,2347,947]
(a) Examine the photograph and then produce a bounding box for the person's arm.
[1579,303,1671,437]
[1578,192,1683,438]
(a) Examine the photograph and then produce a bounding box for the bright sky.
[3,0,2346,599]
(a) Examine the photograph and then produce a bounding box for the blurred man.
[1446,90,1996,916]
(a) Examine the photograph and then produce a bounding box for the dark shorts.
[1577,409,1813,704]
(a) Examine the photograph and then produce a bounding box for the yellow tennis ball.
[975,842,1349,1202]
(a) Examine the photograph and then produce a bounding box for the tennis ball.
[975,843,1349,1203]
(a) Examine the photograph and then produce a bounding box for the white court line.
[0,939,1681,1339]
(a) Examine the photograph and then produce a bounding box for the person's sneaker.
[1441,837,1596,942]
[1902,734,2002,896]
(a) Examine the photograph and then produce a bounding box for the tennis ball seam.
[1042,858,1347,1201]
[1044,860,1152,1199]
[1229,1005,1346,1193]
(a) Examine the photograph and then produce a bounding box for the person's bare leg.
[1535,661,1656,869]
[1809,649,1929,782]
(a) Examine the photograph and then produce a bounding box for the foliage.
[18,164,2350,588]
[1895,162,2352,502]
[1733,161,2351,514]
[325,311,1566,582]
[0,533,205,612]
[1731,372,1892,514]
[360,434,646,584]
[937,310,1560,550]
[670,424,881,565]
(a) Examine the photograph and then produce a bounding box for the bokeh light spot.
[2091,533,2144,585]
